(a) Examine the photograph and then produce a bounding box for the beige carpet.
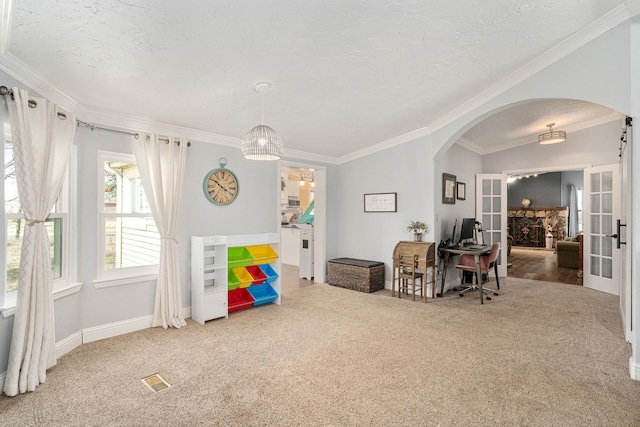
[2,278,640,426]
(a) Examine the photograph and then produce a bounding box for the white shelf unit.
[191,233,281,325]
[191,235,228,325]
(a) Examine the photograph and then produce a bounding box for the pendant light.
[241,82,283,160]
[538,123,566,145]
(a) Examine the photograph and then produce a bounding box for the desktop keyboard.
[466,245,488,250]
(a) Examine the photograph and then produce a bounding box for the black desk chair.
[455,243,500,300]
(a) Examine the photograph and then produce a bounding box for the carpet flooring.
[1,277,639,426]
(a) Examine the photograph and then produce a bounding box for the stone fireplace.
[508,207,567,248]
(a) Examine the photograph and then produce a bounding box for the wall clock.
[203,158,239,206]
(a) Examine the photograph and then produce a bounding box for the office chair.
[455,242,500,300]
[397,254,425,302]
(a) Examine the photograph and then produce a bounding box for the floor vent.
[141,373,172,392]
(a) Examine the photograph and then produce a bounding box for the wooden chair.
[397,255,425,302]
[455,242,500,300]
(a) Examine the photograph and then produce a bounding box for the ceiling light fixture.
[538,123,566,145]
[241,82,283,160]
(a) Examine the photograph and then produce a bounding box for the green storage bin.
[228,246,255,267]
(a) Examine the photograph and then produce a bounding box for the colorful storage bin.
[247,245,279,264]
[227,270,240,290]
[259,264,279,283]
[231,267,253,288]
[246,265,267,284]
[228,247,255,267]
[228,288,255,313]
[246,283,279,306]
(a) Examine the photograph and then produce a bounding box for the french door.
[476,174,507,277]
[583,164,621,295]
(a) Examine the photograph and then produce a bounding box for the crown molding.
[335,2,639,165]
[0,1,637,164]
[626,0,640,16]
[83,106,241,147]
[427,2,639,134]
[282,147,339,165]
[455,137,484,155]
[0,52,88,115]
[459,112,624,155]
[336,124,433,165]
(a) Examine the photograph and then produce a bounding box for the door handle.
[605,234,618,239]
[615,219,627,249]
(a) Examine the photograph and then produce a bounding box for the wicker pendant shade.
[241,82,283,160]
[241,124,283,160]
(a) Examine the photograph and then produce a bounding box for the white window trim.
[1,281,83,319]
[2,143,78,312]
[97,150,159,282]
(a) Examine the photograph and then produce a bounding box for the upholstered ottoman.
[328,258,385,293]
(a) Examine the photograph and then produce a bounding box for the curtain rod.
[0,85,190,147]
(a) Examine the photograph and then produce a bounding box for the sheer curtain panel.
[3,88,75,396]
[133,133,188,329]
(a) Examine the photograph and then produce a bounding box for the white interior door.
[583,164,621,295]
[476,174,507,277]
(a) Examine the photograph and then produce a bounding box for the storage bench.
[328,258,385,293]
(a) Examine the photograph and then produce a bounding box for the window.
[2,127,70,309]
[98,151,159,280]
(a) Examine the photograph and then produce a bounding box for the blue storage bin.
[246,283,278,306]
[259,264,279,283]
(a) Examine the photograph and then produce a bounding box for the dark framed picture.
[364,192,397,212]
[457,182,466,200]
[442,173,456,204]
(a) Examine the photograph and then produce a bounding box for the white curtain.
[133,133,188,329]
[3,89,75,396]
[568,185,579,237]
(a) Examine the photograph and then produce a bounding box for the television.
[459,218,476,244]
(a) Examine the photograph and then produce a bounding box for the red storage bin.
[228,288,254,313]
[246,265,267,284]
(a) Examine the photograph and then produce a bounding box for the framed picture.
[364,192,397,212]
[442,173,456,204]
[457,182,466,200]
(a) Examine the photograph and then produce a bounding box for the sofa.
[556,235,582,269]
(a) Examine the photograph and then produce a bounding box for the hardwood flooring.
[280,263,315,293]
[508,247,583,286]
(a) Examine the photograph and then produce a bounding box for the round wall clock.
[203,158,239,206]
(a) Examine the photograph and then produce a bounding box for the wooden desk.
[440,245,492,304]
[391,241,436,302]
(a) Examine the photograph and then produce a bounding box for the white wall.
[482,119,623,174]
[333,136,434,285]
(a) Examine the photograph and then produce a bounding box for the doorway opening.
[279,162,326,293]
[504,168,585,286]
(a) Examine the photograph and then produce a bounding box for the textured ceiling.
[4,0,629,159]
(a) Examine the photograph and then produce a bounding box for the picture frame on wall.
[442,173,456,204]
[457,182,466,200]
[364,192,397,212]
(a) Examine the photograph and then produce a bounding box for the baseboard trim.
[0,309,192,394]
[630,357,640,381]
[82,315,153,344]
[56,330,83,358]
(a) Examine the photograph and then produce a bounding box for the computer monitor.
[459,218,476,243]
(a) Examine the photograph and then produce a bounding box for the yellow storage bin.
[231,267,254,288]
[247,245,279,265]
